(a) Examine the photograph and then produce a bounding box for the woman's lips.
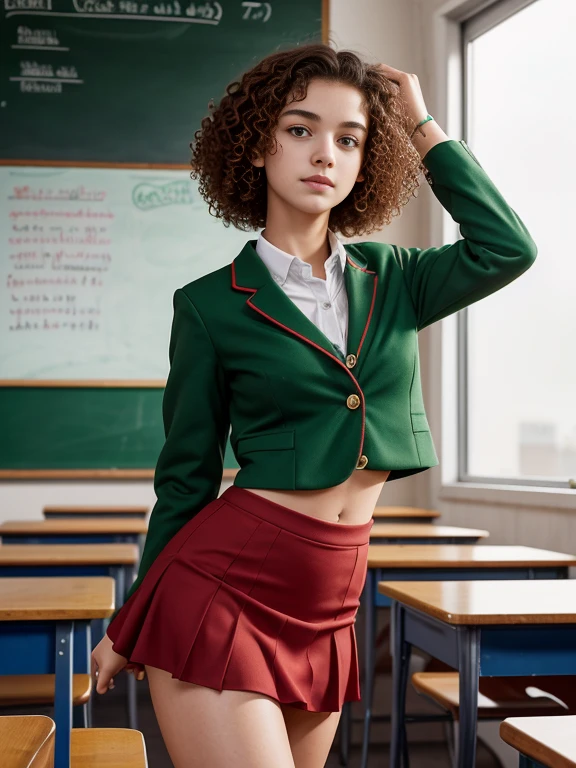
[302,180,333,190]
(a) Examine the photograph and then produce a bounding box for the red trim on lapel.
[345,255,378,361]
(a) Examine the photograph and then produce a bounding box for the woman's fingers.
[91,652,116,694]
[125,663,147,681]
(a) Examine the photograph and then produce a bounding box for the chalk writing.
[241,1,271,22]
[4,181,112,334]
[132,179,192,211]
[66,0,223,21]
[16,25,61,46]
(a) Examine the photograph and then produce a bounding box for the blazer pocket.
[411,412,430,433]
[237,429,295,453]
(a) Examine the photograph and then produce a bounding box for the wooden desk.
[0,519,147,553]
[372,506,441,524]
[354,547,576,768]
[0,577,114,768]
[370,524,488,544]
[0,544,141,731]
[0,544,139,610]
[44,505,149,519]
[500,715,576,767]
[379,579,576,768]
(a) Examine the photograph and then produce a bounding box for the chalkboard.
[1,384,239,474]
[0,0,326,165]
[0,162,250,475]
[0,164,253,379]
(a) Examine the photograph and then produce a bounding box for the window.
[460,0,575,487]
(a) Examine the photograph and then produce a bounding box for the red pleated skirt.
[106,485,374,713]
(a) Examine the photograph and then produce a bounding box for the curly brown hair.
[190,42,426,238]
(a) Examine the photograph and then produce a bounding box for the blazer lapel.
[343,245,378,364]
[231,239,378,367]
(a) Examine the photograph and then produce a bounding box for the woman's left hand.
[376,64,429,128]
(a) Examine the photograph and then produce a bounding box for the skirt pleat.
[106,486,374,712]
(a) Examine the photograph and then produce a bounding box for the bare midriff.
[243,468,391,525]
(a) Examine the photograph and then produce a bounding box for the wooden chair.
[412,669,576,766]
[412,670,576,721]
[0,714,55,768]
[71,727,148,767]
[0,674,91,714]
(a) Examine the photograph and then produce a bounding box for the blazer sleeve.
[393,139,538,332]
[123,287,230,603]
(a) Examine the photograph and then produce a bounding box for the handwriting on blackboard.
[4,0,273,23]
[132,180,192,211]
[5,181,112,332]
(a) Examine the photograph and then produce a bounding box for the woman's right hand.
[91,632,145,694]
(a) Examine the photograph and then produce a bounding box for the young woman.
[91,43,537,768]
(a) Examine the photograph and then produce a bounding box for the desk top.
[44,505,149,515]
[0,519,148,535]
[0,544,139,566]
[368,545,576,569]
[370,524,488,539]
[0,577,115,620]
[378,579,576,625]
[372,507,440,520]
[500,716,576,767]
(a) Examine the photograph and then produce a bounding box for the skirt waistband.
[221,486,374,546]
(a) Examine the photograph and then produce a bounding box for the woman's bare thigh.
[145,665,296,768]
[281,703,342,768]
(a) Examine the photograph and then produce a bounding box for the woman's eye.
[288,126,310,138]
[340,136,360,148]
[287,126,359,147]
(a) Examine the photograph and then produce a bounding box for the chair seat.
[412,672,576,720]
[0,714,55,768]
[71,728,147,768]
[0,675,91,707]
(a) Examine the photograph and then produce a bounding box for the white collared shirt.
[255,229,349,358]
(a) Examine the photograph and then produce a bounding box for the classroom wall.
[0,0,432,521]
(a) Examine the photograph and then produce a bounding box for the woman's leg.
[146,665,296,768]
[281,703,342,768]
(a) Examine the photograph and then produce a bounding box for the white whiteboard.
[1,165,255,379]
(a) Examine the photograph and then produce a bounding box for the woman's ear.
[251,153,265,168]
[356,172,365,182]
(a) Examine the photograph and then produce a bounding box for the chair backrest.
[0,715,55,768]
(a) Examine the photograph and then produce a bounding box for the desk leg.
[73,621,91,729]
[456,627,480,768]
[390,601,411,768]
[360,568,377,768]
[54,621,73,768]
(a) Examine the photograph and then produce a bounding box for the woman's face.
[252,78,369,218]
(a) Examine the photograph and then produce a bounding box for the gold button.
[346,354,357,368]
[356,454,368,469]
[346,394,360,410]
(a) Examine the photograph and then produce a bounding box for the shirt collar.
[255,229,347,286]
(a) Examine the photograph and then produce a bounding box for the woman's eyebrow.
[280,108,367,134]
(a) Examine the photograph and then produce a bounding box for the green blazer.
[126,138,537,601]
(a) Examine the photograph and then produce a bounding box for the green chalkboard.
[0,0,325,165]
[1,385,239,472]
